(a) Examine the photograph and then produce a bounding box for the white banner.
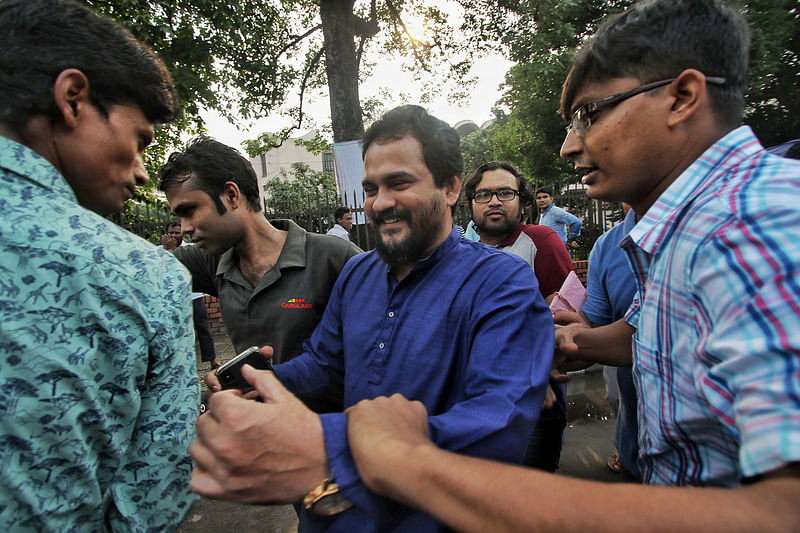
[332,140,366,224]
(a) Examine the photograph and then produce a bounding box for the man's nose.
[181,219,193,235]
[371,187,396,213]
[560,127,581,160]
[134,155,150,186]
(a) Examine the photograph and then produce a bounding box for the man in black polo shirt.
[158,136,361,369]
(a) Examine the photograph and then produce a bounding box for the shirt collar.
[628,126,762,254]
[0,136,78,203]
[215,218,307,277]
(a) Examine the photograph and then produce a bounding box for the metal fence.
[112,189,619,260]
[109,203,174,246]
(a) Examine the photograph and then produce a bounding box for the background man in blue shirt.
[191,105,554,532]
[0,0,198,530]
[536,186,582,248]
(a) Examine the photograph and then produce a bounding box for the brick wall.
[573,259,588,286]
[203,295,226,335]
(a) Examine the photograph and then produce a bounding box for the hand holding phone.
[215,346,273,392]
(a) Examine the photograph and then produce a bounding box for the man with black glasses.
[465,161,574,472]
[466,162,573,305]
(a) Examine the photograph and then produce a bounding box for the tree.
[461,0,799,189]
[459,0,634,189]
[741,0,799,147]
[264,163,339,213]
[459,111,506,178]
[86,0,482,150]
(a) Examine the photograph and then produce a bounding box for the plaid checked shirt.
[622,126,800,486]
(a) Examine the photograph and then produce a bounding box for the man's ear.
[220,181,243,210]
[52,69,91,129]
[666,69,708,128]
[444,175,463,207]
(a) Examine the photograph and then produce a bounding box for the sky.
[199,32,514,150]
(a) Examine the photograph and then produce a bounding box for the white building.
[248,129,335,208]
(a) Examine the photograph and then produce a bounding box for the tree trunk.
[320,0,364,143]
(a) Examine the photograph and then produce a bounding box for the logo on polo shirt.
[281,297,312,309]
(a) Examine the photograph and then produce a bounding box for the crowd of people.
[1,0,798,532]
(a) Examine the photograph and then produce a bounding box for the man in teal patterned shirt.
[0,0,199,531]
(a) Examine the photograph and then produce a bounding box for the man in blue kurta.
[190,105,553,531]
[0,1,198,531]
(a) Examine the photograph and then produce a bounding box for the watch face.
[311,493,353,516]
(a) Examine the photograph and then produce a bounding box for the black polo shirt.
[174,219,361,364]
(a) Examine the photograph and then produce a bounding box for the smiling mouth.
[575,166,598,184]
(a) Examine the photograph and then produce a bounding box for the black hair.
[0,0,178,133]
[464,161,533,214]
[561,0,750,129]
[362,104,463,189]
[164,220,181,233]
[334,206,351,221]
[535,186,554,197]
[158,136,262,214]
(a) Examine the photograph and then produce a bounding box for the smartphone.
[215,346,272,391]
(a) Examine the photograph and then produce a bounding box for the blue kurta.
[275,228,553,531]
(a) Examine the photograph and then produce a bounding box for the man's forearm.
[373,447,800,533]
[564,318,634,367]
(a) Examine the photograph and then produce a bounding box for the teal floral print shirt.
[0,137,200,532]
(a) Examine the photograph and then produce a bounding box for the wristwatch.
[303,477,353,516]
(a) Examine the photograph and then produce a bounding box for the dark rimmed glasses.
[472,189,520,204]
[567,76,727,137]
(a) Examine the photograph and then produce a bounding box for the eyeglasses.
[472,189,520,204]
[567,76,727,137]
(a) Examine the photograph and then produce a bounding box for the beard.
[372,196,444,270]
[474,206,520,240]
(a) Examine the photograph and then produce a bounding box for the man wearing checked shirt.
[337,1,800,532]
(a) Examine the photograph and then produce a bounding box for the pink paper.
[548,271,586,314]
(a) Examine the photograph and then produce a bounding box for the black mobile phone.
[215,346,272,391]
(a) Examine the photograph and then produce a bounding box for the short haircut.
[334,206,351,221]
[362,104,463,189]
[464,161,533,210]
[560,0,750,129]
[158,136,262,214]
[164,220,181,233]
[0,0,178,134]
[535,186,554,197]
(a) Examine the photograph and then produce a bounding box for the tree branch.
[277,23,324,61]
[385,0,431,72]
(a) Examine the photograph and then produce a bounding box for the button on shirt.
[275,228,553,532]
[0,137,199,531]
[622,126,800,486]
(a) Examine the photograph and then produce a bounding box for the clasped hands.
[190,347,327,504]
